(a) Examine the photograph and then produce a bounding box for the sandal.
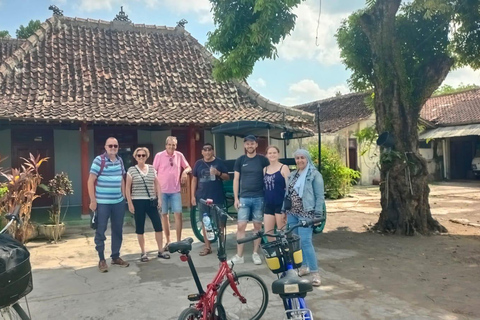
[162,243,170,252]
[199,247,212,256]
[158,251,171,259]
[140,253,149,262]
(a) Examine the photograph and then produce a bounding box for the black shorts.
[264,203,283,215]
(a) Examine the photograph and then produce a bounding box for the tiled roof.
[295,92,372,133]
[420,88,480,126]
[0,16,312,126]
[0,39,26,64]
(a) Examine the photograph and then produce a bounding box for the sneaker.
[228,254,244,266]
[252,252,262,265]
[98,260,108,273]
[312,273,321,287]
[298,267,310,277]
[111,257,130,267]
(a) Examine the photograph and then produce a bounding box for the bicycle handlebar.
[237,218,324,244]
[5,205,22,224]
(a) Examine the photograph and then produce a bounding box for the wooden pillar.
[81,123,90,215]
[187,124,196,209]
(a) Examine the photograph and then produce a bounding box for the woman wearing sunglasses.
[126,147,170,262]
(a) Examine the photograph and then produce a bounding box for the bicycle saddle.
[272,269,313,296]
[168,238,194,254]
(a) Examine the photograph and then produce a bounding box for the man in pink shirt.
[153,136,192,245]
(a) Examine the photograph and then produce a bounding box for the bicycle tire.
[190,206,218,243]
[284,297,312,320]
[178,307,201,320]
[217,272,268,320]
[0,303,29,320]
[213,303,226,320]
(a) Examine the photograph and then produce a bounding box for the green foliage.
[206,0,302,81]
[354,125,378,156]
[337,3,452,97]
[433,83,479,96]
[16,20,41,39]
[0,30,11,39]
[308,143,361,199]
[39,172,73,225]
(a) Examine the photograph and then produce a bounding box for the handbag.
[135,166,157,207]
[90,210,97,229]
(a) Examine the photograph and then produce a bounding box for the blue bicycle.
[238,218,322,320]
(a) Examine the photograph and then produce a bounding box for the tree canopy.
[0,30,11,39]
[16,20,42,39]
[433,83,479,96]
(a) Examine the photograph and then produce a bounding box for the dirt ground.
[322,181,480,319]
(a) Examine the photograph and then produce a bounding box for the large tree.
[206,0,480,235]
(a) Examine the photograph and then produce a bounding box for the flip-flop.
[158,251,171,259]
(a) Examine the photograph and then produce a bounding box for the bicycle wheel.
[217,272,268,320]
[190,206,218,243]
[284,297,312,320]
[178,307,201,320]
[0,303,29,320]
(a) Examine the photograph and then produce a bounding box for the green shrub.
[307,143,361,199]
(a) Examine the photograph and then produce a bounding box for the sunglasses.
[107,144,119,149]
[169,158,173,166]
[136,154,146,158]
[202,147,213,151]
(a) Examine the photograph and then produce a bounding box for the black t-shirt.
[234,154,269,198]
[193,157,228,205]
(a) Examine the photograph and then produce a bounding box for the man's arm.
[191,176,198,206]
[233,171,240,210]
[87,173,97,211]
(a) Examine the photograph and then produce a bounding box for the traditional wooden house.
[419,88,480,180]
[0,9,313,215]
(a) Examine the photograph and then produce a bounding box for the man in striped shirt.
[88,137,129,273]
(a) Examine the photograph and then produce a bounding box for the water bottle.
[202,213,215,241]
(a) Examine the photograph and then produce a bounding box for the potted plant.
[38,172,73,243]
[0,154,48,243]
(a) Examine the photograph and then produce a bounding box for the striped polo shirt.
[127,165,157,200]
[90,155,125,204]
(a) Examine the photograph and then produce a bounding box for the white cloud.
[77,0,212,23]
[249,78,267,89]
[442,67,480,87]
[276,0,350,66]
[283,79,349,106]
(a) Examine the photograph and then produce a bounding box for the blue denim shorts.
[161,192,182,214]
[237,197,264,223]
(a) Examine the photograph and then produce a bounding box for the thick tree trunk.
[358,0,451,235]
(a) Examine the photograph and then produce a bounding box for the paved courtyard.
[17,182,480,319]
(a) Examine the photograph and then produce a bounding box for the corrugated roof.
[419,123,480,140]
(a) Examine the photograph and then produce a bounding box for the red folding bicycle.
[168,199,268,320]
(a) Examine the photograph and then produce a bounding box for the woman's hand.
[157,198,162,210]
[128,202,135,214]
[191,197,196,206]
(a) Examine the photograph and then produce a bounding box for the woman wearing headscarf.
[283,149,325,286]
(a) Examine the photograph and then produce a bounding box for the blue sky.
[1,0,479,106]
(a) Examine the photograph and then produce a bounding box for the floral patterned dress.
[285,171,315,219]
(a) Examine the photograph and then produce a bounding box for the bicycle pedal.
[187,293,201,301]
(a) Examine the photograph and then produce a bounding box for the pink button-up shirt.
[153,150,190,193]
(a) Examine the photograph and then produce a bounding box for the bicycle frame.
[179,200,246,320]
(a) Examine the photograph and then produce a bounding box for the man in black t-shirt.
[229,135,269,266]
[191,143,229,256]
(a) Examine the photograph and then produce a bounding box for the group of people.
[87,134,324,286]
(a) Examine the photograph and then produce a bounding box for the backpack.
[95,153,126,184]
[0,234,32,308]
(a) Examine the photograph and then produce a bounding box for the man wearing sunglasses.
[88,137,129,273]
[191,143,229,256]
[153,136,192,247]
